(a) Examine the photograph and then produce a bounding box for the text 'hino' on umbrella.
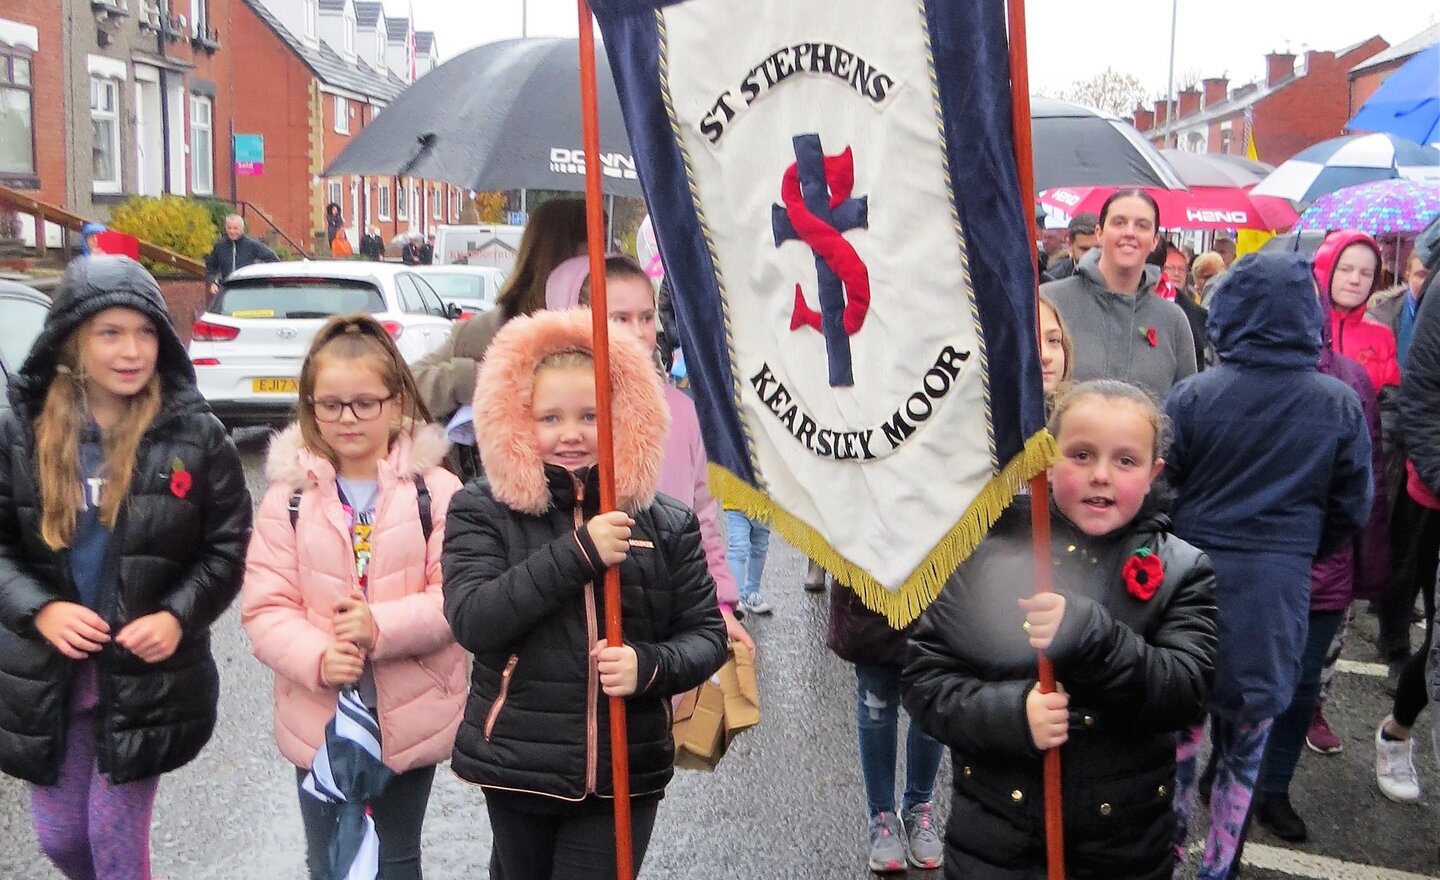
[323,37,642,198]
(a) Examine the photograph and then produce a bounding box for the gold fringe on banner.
[710,429,1057,628]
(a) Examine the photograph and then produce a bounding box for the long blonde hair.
[297,315,432,471]
[36,327,163,550]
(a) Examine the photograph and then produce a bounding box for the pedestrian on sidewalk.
[442,308,727,880]
[554,253,753,653]
[0,256,252,880]
[241,315,466,879]
[1163,252,1372,880]
[828,581,946,873]
[905,379,1217,880]
[203,214,277,299]
[1252,288,1388,842]
[1374,220,1440,805]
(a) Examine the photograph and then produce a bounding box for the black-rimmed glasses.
[310,394,394,422]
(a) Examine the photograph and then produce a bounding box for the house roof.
[318,0,347,13]
[413,31,434,54]
[384,16,409,41]
[242,0,405,100]
[354,1,383,28]
[1352,24,1439,75]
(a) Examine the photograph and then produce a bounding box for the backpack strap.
[288,478,431,540]
[413,474,433,542]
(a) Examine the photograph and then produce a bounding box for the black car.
[0,279,52,420]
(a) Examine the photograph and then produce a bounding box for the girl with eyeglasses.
[241,314,465,879]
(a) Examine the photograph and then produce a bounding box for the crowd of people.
[0,191,1437,880]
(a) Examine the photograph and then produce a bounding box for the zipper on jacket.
[484,654,519,741]
[573,473,601,795]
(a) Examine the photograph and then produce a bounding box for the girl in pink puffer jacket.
[241,315,465,879]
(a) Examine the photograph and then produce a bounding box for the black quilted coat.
[0,257,251,786]
[903,498,1217,880]
[443,465,727,802]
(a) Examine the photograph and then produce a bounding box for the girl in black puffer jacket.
[442,308,727,879]
[0,257,251,879]
[903,380,1217,880]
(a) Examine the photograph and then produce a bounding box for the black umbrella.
[1031,97,1185,192]
[325,38,640,197]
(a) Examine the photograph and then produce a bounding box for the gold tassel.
[710,429,1057,628]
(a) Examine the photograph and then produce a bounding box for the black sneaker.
[1254,793,1307,842]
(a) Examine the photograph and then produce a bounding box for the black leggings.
[1379,494,1440,658]
[487,799,659,880]
[1388,504,1434,728]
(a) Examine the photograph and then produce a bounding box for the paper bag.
[672,642,761,771]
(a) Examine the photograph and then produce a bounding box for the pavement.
[1,429,1437,878]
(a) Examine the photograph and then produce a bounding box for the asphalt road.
[1,430,1437,879]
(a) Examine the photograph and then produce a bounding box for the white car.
[412,265,507,318]
[189,261,458,428]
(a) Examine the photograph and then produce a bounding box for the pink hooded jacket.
[241,423,466,773]
[545,257,739,608]
[1315,230,1400,394]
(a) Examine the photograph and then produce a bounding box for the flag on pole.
[1237,108,1274,255]
[590,0,1051,624]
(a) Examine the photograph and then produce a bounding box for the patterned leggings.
[28,662,158,880]
[1317,605,1354,705]
[1173,715,1273,880]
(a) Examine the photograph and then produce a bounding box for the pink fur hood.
[474,307,670,515]
[264,421,452,488]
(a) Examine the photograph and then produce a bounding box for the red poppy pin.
[1123,547,1164,601]
[1139,326,1158,347]
[169,455,192,500]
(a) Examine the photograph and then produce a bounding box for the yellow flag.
[1237,112,1274,255]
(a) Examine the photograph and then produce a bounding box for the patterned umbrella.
[1251,133,1440,206]
[301,688,391,880]
[1295,178,1440,236]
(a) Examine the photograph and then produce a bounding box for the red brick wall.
[4,1,65,206]
[229,0,319,252]
[1350,59,1406,118]
[1252,37,1387,164]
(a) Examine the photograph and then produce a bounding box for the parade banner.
[592,0,1050,624]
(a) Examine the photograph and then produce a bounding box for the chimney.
[1177,87,1201,119]
[1153,99,1169,128]
[1266,52,1295,86]
[1133,107,1155,131]
[1231,83,1258,101]
[1202,77,1229,108]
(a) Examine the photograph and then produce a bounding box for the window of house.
[432,186,441,219]
[377,179,391,220]
[342,16,355,56]
[0,47,36,182]
[409,181,417,219]
[189,0,208,36]
[328,179,343,211]
[304,0,318,42]
[397,178,408,219]
[189,94,213,194]
[334,95,349,135]
[452,187,460,219]
[90,76,121,193]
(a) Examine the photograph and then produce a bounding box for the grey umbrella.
[1160,148,1274,188]
[1031,97,1185,192]
[324,38,640,197]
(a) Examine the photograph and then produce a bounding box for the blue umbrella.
[301,688,391,880]
[1250,133,1440,206]
[1347,44,1440,147]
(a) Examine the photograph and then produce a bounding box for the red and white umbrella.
[1039,185,1297,232]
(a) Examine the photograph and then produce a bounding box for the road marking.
[1336,658,1388,677]
[1241,843,1437,880]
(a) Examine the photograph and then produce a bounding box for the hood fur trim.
[474,308,669,515]
[264,421,451,488]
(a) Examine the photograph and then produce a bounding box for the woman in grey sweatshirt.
[1041,191,1197,398]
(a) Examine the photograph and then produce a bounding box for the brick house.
[1134,37,1389,165]
[230,0,460,255]
[1349,25,1439,122]
[2,0,232,246]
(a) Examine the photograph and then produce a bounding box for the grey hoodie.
[1041,248,1197,397]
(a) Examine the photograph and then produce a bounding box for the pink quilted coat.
[241,422,466,773]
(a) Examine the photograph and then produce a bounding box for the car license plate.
[252,378,298,393]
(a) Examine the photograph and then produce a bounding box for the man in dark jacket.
[0,256,252,788]
[358,226,385,261]
[1040,212,1098,283]
[401,236,423,266]
[203,214,278,298]
[419,234,436,265]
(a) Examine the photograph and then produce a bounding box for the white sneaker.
[1375,717,1422,803]
[739,593,773,615]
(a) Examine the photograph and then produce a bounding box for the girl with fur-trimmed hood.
[241,315,465,879]
[442,308,727,879]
